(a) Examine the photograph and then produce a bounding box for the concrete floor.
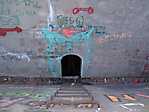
[0,84,148,112]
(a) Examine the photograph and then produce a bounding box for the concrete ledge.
[0,75,148,85]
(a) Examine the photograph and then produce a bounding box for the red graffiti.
[0,26,22,37]
[72,7,94,15]
[62,28,76,37]
[61,27,87,37]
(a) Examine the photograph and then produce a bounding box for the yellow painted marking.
[107,95,119,102]
[123,94,136,101]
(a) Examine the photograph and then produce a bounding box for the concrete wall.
[0,0,149,77]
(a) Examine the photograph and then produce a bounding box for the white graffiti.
[96,32,132,44]
[104,32,132,39]
[0,52,31,62]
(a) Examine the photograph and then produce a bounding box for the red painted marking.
[62,28,76,37]
[136,93,149,98]
[72,7,94,15]
[0,26,22,37]
[132,79,140,84]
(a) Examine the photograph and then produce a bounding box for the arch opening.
[61,54,82,78]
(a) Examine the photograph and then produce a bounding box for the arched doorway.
[61,54,82,78]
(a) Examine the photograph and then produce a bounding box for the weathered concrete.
[0,0,149,77]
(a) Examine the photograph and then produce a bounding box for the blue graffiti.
[41,27,94,76]
[41,27,94,54]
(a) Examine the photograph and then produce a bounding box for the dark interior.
[61,54,82,78]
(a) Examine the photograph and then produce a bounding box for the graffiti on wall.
[0,0,141,77]
[0,26,22,37]
[56,15,84,28]
[0,0,42,30]
[104,32,132,39]
[45,1,109,75]
[0,0,41,16]
[41,26,94,75]
[0,46,31,62]
[15,0,41,8]
[95,32,132,44]
[72,6,94,15]
[0,15,20,27]
[41,27,94,56]
[0,52,31,62]
[54,15,106,35]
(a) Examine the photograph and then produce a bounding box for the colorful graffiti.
[41,27,94,55]
[48,15,107,35]
[48,16,106,36]
[45,0,107,75]
[0,0,143,77]
[41,27,94,75]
